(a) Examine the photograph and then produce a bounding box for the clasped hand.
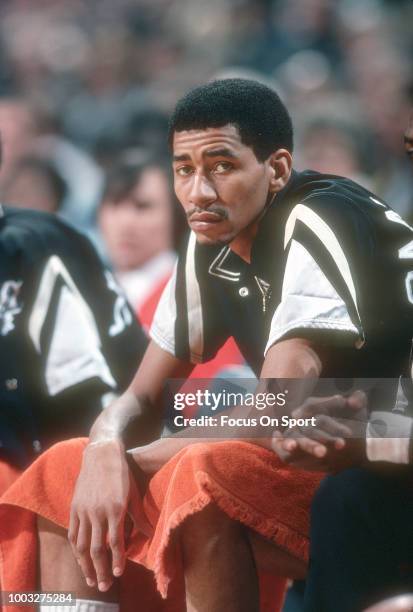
[272,390,368,471]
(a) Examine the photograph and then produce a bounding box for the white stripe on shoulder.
[186,232,204,360]
[29,255,116,395]
[29,255,97,352]
[284,203,360,317]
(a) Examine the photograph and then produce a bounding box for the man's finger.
[284,419,347,446]
[294,394,346,418]
[281,437,298,452]
[76,516,96,587]
[68,510,79,559]
[293,436,329,457]
[309,414,352,438]
[108,512,126,578]
[293,391,367,420]
[282,434,328,458]
[346,390,367,412]
[90,518,112,592]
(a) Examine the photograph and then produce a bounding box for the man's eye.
[213,161,232,174]
[176,166,193,176]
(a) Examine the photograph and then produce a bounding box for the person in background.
[1,155,68,214]
[297,112,377,192]
[277,107,413,612]
[0,98,38,191]
[98,152,176,331]
[0,200,147,495]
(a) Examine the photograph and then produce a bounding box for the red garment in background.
[137,273,245,379]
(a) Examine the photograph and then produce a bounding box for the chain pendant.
[254,276,271,314]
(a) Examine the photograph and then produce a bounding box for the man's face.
[404,111,413,167]
[172,124,274,247]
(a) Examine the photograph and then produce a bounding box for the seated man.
[0,202,147,492]
[2,78,413,612]
[270,109,413,612]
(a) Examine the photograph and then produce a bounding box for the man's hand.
[272,391,368,471]
[68,440,131,592]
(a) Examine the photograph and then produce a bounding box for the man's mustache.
[186,206,228,220]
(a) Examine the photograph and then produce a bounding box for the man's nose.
[189,173,217,208]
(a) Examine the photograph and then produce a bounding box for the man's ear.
[268,149,293,193]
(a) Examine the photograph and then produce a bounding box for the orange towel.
[0,460,21,496]
[0,438,321,611]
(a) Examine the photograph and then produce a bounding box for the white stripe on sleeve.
[265,239,360,355]
[284,203,361,319]
[149,263,178,356]
[185,231,204,362]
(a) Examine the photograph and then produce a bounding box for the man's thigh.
[248,530,306,579]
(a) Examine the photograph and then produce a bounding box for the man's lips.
[188,211,226,232]
[189,211,224,223]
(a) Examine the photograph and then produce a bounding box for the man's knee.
[181,503,243,556]
[182,503,240,536]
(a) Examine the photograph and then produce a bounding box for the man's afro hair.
[168,78,293,161]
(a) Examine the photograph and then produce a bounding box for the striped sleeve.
[150,232,206,364]
[149,232,204,364]
[265,200,366,355]
[149,262,179,357]
[150,232,228,364]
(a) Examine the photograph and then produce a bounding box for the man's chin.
[194,231,233,246]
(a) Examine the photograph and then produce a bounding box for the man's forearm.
[89,389,162,449]
[129,339,324,472]
[129,433,272,476]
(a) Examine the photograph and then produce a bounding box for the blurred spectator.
[93,108,170,171]
[34,134,104,234]
[0,0,410,222]
[0,96,103,235]
[295,102,377,191]
[98,151,176,329]
[0,98,38,190]
[1,155,67,213]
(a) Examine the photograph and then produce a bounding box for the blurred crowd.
[0,3,413,610]
[0,0,412,272]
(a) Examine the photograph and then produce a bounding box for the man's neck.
[229,196,275,262]
[229,220,259,263]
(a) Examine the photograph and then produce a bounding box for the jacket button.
[5,378,18,390]
[239,287,249,297]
